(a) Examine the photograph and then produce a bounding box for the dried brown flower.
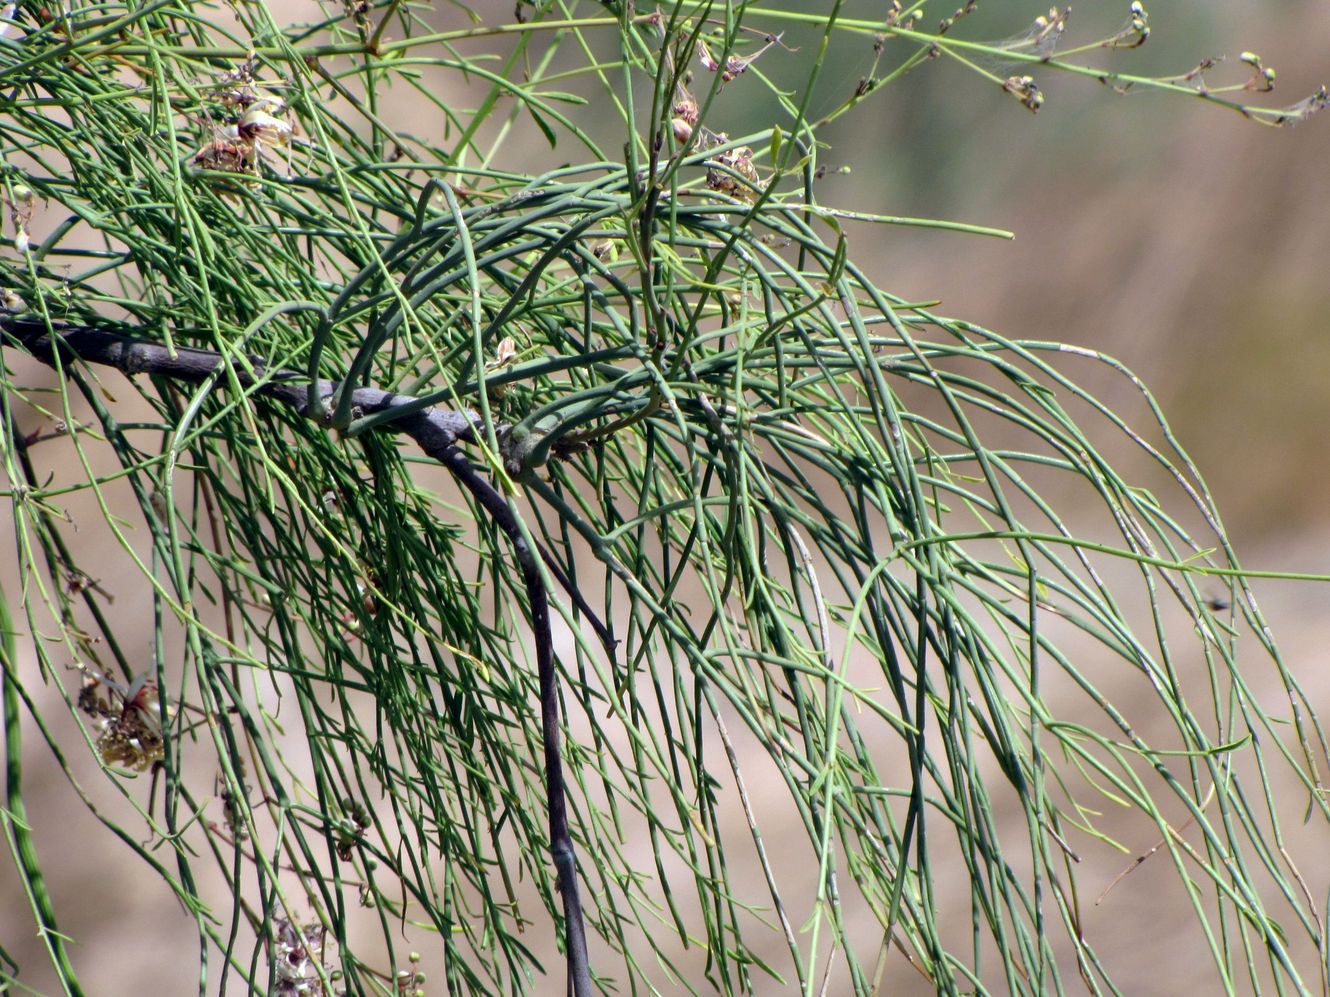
[706,147,762,202]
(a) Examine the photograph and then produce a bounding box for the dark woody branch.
[2,314,596,997]
[2,316,614,646]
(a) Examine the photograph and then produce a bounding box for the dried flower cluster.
[885,1,919,31]
[270,917,330,996]
[697,32,783,84]
[192,67,295,179]
[77,669,165,771]
[670,90,699,144]
[1113,2,1150,49]
[1028,6,1069,56]
[675,34,776,201]
[1002,75,1044,113]
[706,146,761,202]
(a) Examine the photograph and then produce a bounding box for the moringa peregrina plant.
[1,1,1328,994]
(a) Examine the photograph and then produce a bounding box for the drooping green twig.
[1,313,595,997]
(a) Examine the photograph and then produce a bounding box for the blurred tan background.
[3,0,1330,993]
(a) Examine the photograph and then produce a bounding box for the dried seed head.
[706,147,762,201]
